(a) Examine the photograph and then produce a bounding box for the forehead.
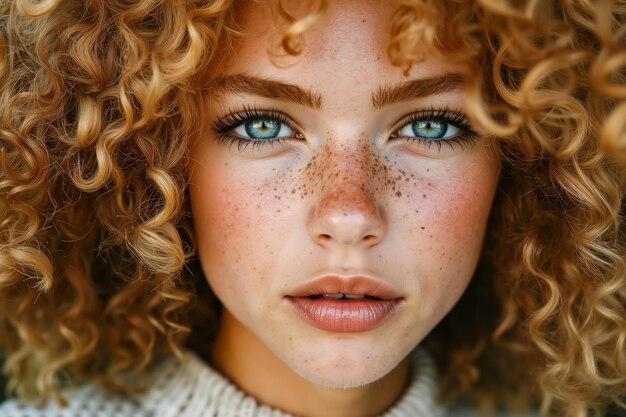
[237,0,394,55]
[216,0,465,85]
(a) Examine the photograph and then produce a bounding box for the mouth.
[284,275,404,333]
[308,293,383,300]
[286,275,402,300]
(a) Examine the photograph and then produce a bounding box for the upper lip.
[286,274,403,300]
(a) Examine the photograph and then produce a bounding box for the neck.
[209,310,411,417]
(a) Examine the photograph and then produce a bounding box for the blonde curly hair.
[0,0,624,416]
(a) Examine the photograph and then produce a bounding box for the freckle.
[415,210,419,214]
[291,189,296,194]
[395,191,402,197]
[420,226,425,230]
[422,194,427,198]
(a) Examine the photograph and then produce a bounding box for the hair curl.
[0,1,624,416]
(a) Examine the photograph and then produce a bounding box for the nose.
[307,153,387,248]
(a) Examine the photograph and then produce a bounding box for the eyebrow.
[207,74,322,110]
[206,72,465,110]
[371,72,465,109]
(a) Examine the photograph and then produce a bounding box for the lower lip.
[286,297,403,333]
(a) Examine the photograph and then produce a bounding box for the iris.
[245,119,281,139]
[412,120,447,139]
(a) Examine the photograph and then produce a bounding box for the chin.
[296,364,392,389]
[280,342,408,389]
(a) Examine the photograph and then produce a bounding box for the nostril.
[309,202,386,247]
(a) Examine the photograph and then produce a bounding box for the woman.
[0,0,624,416]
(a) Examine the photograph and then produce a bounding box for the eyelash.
[211,106,479,152]
[212,107,294,152]
[392,107,479,151]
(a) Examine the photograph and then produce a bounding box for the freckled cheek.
[189,171,258,296]
[400,172,494,247]
[190,162,304,292]
[408,169,496,307]
[435,179,494,250]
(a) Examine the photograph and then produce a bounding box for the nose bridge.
[309,139,385,247]
[318,153,377,218]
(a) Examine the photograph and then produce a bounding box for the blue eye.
[234,118,295,140]
[397,118,460,140]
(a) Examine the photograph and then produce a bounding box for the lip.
[284,274,404,333]
[286,274,403,300]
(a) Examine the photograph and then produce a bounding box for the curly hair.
[0,0,624,416]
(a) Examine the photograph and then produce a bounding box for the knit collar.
[137,348,444,417]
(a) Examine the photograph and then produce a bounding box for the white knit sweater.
[0,349,536,417]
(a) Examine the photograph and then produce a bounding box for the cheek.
[189,156,302,301]
[189,161,263,298]
[407,161,498,314]
[429,173,493,255]
[377,143,498,319]
[192,182,253,263]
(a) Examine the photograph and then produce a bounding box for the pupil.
[245,119,281,139]
[412,120,447,139]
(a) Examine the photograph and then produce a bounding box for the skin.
[188,1,501,416]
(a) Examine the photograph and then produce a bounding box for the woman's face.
[189,0,500,388]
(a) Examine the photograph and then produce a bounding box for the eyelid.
[391,107,475,138]
[211,106,304,137]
